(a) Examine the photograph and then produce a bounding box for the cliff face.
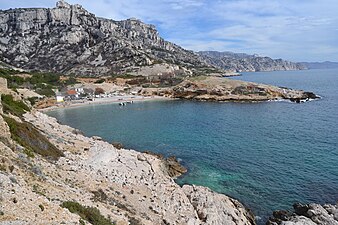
[198,51,306,72]
[0,104,256,224]
[0,1,208,76]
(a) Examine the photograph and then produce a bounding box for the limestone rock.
[142,76,318,102]
[267,203,338,225]
[198,51,306,72]
[15,111,257,225]
[0,1,209,76]
[182,185,256,225]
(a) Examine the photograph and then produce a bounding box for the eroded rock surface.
[0,110,256,225]
[0,1,208,76]
[141,76,319,102]
[198,51,306,72]
[267,203,338,225]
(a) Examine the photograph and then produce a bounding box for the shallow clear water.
[47,69,338,223]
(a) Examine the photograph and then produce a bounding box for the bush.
[3,116,64,160]
[35,88,55,97]
[61,201,113,225]
[27,97,39,106]
[94,79,105,84]
[29,72,60,86]
[1,94,30,117]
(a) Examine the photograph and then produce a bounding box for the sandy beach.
[38,95,172,112]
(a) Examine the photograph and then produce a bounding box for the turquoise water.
[47,69,338,223]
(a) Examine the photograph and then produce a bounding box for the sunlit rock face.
[0,1,207,76]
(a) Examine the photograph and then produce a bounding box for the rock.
[0,1,210,77]
[267,203,338,225]
[0,103,12,144]
[56,0,71,8]
[163,156,187,178]
[293,203,310,216]
[151,76,317,102]
[112,142,123,149]
[198,51,306,72]
[182,185,256,225]
[136,154,146,161]
[92,136,102,141]
[9,111,256,225]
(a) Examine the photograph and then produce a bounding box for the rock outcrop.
[198,51,306,72]
[0,1,210,77]
[267,202,338,225]
[0,105,256,225]
[141,76,319,102]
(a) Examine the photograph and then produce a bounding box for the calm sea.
[47,69,338,223]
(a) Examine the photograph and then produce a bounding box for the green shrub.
[61,201,113,225]
[35,88,55,97]
[94,79,105,84]
[27,97,39,106]
[29,72,60,86]
[1,94,30,117]
[3,116,64,160]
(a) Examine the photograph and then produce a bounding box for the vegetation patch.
[3,116,64,160]
[61,201,114,225]
[1,94,30,117]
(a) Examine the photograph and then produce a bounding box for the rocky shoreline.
[267,202,338,225]
[0,103,256,224]
[141,76,319,103]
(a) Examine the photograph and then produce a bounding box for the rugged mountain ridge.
[301,61,338,69]
[0,0,210,76]
[198,51,306,72]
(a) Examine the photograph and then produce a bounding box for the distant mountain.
[198,51,306,72]
[0,1,212,77]
[301,61,338,69]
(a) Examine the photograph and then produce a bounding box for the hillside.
[0,1,214,77]
[198,51,306,72]
[301,61,338,69]
[0,77,256,225]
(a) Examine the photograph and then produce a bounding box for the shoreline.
[18,111,256,224]
[38,95,173,112]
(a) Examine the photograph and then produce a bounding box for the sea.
[46,69,338,223]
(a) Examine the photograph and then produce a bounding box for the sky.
[1,0,338,62]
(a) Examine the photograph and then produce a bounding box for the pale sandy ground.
[39,95,172,112]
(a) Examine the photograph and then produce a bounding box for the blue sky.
[1,0,338,62]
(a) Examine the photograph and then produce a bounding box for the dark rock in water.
[266,210,290,225]
[273,210,290,221]
[266,202,338,225]
[143,150,164,160]
[143,151,187,178]
[112,142,123,150]
[164,156,187,178]
[304,92,319,99]
[293,202,310,216]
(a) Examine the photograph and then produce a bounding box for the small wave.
[255,216,262,221]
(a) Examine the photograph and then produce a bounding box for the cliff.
[0,1,210,77]
[0,87,256,224]
[198,51,306,72]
